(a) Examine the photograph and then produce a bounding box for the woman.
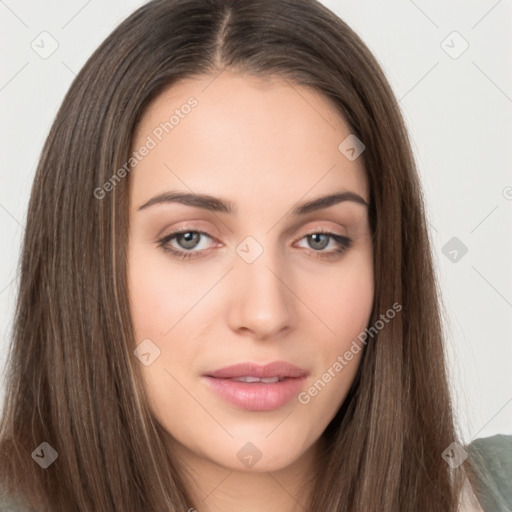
[0,0,509,510]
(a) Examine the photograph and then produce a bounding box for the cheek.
[128,244,210,402]
[299,249,373,399]
[128,246,202,434]
[128,244,205,340]
[302,249,374,343]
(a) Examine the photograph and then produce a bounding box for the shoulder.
[464,434,512,512]
[0,487,27,512]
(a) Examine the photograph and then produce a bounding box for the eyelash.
[157,229,352,261]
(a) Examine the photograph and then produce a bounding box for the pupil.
[310,233,328,250]
[179,232,199,249]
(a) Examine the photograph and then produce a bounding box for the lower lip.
[203,376,307,411]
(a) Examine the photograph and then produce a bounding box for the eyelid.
[155,220,220,240]
[299,226,345,238]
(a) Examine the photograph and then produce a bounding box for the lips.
[203,361,309,411]
[205,361,309,380]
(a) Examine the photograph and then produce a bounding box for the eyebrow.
[137,190,368,215]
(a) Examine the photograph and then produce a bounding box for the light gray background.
[1,0,511,444]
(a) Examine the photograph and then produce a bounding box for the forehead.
[130,70,368,208]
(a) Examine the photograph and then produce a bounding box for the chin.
[197,433,316,474]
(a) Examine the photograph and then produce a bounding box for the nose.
[226,247,297,340]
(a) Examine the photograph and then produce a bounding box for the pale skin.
[126,70,481,512]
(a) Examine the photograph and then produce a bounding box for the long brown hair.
[0,0,467,510]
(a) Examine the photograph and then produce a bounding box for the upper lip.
[205,361,309,379]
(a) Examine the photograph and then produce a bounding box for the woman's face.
[127,71,374,473]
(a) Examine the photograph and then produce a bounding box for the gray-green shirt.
[465,434,512,511]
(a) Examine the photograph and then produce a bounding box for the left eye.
[296,232,351,253]
[294,231,353,260]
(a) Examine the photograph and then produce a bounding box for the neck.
[168,436,325,512]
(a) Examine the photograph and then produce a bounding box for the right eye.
[157,230,217,260]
